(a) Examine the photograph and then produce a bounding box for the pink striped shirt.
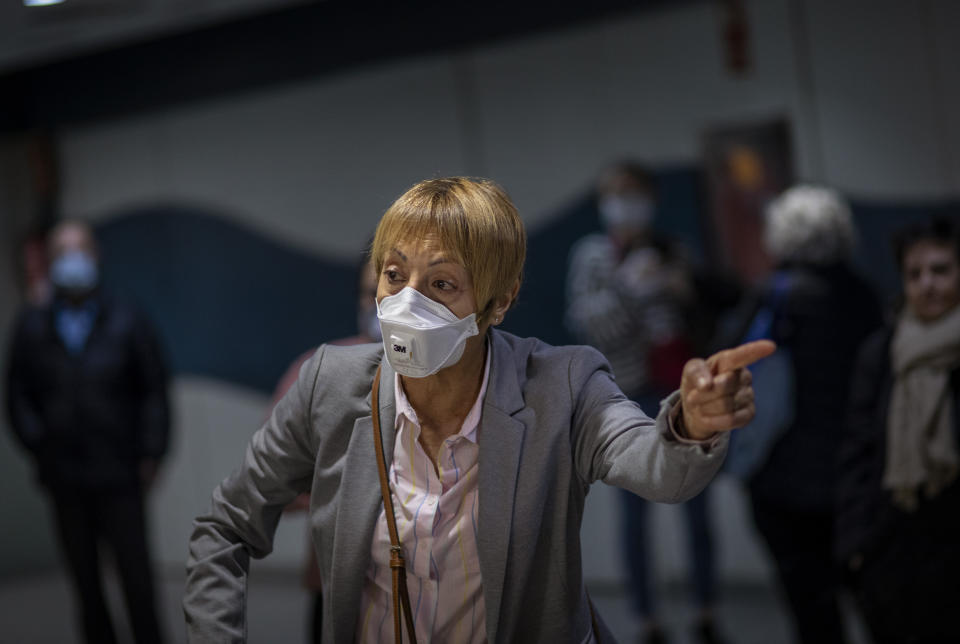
[356,348,490,643]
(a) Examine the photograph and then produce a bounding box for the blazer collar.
[476,329,527,642]
[484,329,526,416]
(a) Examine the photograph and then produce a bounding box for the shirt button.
[427,496,437,505]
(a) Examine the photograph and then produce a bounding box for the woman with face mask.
[566,162,727,644]
[184,177,773,644]
[837,216,960,644]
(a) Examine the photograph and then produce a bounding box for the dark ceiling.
[0,0,698,133]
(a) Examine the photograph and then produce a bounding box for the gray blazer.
[184,330,727,643]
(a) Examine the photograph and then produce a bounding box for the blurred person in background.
[837,217,960,644]
[5,219,170,644]
[184,176,772,643]
[271,254,381,644]
[566,162,727,644]
[722,186,881,644]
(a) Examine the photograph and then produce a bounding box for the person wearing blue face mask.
[5,219,171,644]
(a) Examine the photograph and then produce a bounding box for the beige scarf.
[885,304,960,511]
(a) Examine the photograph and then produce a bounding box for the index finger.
[707,339,777,374]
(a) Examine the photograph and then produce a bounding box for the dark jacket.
[835,326,960,642]
[733,263,882,510]
[5,294,170,489]
[835,326,960,567]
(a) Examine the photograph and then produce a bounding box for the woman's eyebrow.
[429,257,454,267]
[389,247,408,262]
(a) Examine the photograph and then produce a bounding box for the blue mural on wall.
[91,173,956,394]
[95,207,359,393]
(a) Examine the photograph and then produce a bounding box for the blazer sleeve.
[183,346,325,643]
[568,345,727,503]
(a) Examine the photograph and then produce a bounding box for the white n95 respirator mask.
[598,194,654,231]
[376,287,479,378]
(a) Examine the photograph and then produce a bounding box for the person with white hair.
[721,185,881,644]
[762,185,858,267]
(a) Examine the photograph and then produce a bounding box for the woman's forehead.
[904,240,958,264]
[384,235,462,263]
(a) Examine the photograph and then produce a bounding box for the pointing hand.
[679,340,777,441]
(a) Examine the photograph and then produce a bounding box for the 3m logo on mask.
[388,333,414,364]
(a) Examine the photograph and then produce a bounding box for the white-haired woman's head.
[764,185,856,266]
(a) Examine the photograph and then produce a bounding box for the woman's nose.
[406,274,431,297]
[918,269,934,289]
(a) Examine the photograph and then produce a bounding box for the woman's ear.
[490,279,521,326]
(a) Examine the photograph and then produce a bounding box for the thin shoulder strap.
[371,365,417,643]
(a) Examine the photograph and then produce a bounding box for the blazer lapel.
[477,331,527,643]
[329,358,397,643]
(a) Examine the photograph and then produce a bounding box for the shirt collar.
[393,341,491,444]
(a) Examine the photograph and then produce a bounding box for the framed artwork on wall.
[702,117,794,284]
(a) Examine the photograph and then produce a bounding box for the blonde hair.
[371,177,526,323]
[764,185,856,266]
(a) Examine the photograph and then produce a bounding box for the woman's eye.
[434,280,452,291]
